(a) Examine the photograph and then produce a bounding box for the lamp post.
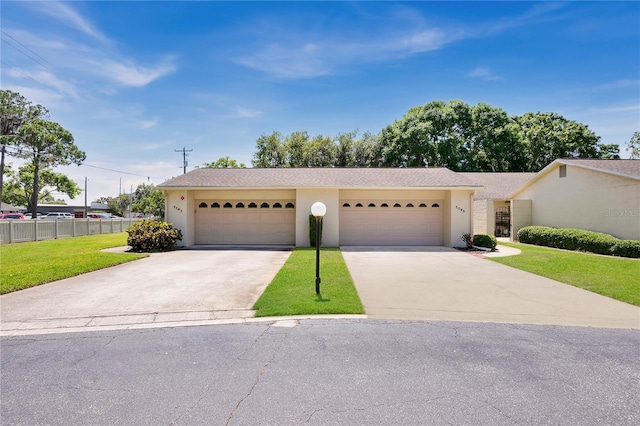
[311,201,326,295]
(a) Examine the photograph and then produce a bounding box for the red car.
[0,213,25,219]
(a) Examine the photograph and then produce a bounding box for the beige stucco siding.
[513,165,640,240]
[296,188,340,247]
[473,200,488,235]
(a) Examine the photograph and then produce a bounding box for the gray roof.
[459,173,536,200]
[558,159,640,180]
[158,167,482,189]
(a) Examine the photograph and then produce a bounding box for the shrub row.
[127,219,182,252]
[517,226,640,258]
[460,233,497,250]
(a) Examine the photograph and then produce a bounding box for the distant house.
[508,159,640,241]
[0,202,24,213]
[459,172,535,237]
[158,168,481,247]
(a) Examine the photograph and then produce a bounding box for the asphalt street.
[2,319,639,425]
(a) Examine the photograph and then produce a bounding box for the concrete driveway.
[1,249,291,335]
[342,247,640,329]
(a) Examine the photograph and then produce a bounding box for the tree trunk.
[30,161,39,217]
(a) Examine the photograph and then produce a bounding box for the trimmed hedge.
[473,234,498,250]
[127,219,182,252]
[308,214,323,247]
[517,226,640,258]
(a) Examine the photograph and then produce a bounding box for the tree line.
[251,100,625,172]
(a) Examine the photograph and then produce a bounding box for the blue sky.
[1,1,639,203]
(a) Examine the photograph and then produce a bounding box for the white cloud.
[95,58,177,87]
[468,67,502,81]
[36,1,109,43]
[233,106,262,118]
[136,119,158,130]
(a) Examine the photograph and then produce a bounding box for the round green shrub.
[126,219,182,252]
[473,234,497,250]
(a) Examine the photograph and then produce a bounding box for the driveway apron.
[1,249,291,334]
[341,247,640,329]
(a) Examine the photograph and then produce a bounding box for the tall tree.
[515,112,604,171]
[283,131,309,167]
[14,118,85,216]
[304,134,337,167]
[627,131,640,159]
[0,90,48,204]
[2,163,81,210]
[132,183,165,219]
[252,132,285,168]
[202,156,246,168]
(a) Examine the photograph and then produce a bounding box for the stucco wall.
[295,188,340,247]
[473,200,488,235]
[511,199,532,239]
[165,190,193,246]
[514,165,640,240]
[444,190,473,247]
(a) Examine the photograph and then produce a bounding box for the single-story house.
[508,159,640,241]
[158,168,482,248]
[1,202,24,213]
[459,172,536,238]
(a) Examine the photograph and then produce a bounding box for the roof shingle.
[158,167,482,189]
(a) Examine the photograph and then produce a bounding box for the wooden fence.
[0,218,139,244]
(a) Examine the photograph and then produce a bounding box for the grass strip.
[0,233,146,294]
[253,248,364,317]
[490,242,640,306]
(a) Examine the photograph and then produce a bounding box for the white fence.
[0,218,139,244]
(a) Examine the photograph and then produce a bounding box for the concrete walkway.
[341,247,640,329]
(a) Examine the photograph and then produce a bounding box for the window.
[419,203,427,208]
[432,203,440,208]
[198,202,208,208]
[224,202,232,208]
[368,203,376,207]
[248,202,257,208]
[393,203,402,208]
[381,203,389,208]
[406,203,414,207]
[236,202,245,208]
[342,203,351,207]
[285,202,295,208]
[211,202,220,208]
[261,202,269,208]
[559,165,567,178]
[355,203,363,207]
[273,202,282,208]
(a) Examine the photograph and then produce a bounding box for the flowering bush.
[127,219,182,252]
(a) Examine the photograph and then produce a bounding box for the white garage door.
[340,200,444,246]
[195,200,295,245]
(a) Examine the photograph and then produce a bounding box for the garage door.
[339,200,443,246]
[195,200,295,245]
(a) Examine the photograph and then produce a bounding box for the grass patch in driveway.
[490,242,640,306]
[253,248,364,317]
[0,233,146,294]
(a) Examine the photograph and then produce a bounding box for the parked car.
[25,213,43,219]
[0,213,25,220]
[87,213,111,219]
[43,212,74,219]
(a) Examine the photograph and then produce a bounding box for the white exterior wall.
[511,199,532,240]
[295,188,340,247]
[514,165,640,240]
[444,190,473,247]
[165,190,193,246]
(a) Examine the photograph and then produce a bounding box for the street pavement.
[2,319,639,425]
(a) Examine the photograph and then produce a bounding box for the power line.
[80,163,167,181]
[0,31,53,71]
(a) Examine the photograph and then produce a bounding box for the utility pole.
[175,147,193,174]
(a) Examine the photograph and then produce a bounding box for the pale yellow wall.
[443,190,473,247]
[339,189,446,200]
[193,189,295,199]
[511,199,532,240]
[473,200,488,235]
[515,165,640,240]
[296,189,340,247]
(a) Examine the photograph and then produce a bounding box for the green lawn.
[490,242,640,306]
[253,248,364,317]
[0,233,146,294]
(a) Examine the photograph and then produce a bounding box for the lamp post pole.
[311,202,327,295]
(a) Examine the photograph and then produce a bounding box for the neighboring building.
[0,202,24,213]
[158,168,481,248]
[459,172,536,237]
[508,159,640,241]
